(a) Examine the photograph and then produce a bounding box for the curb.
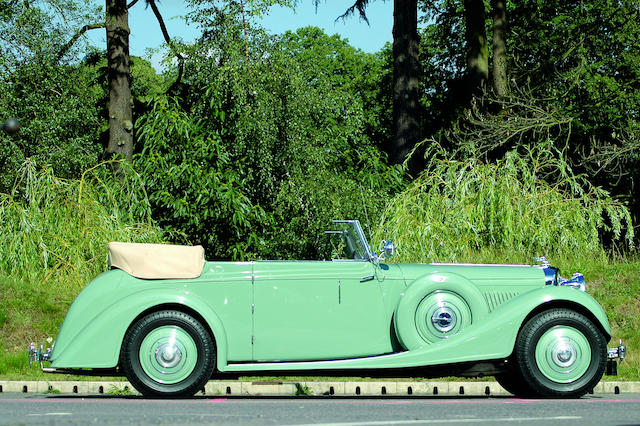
[1,380,639,396]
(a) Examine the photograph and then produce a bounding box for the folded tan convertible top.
[107,242,205,279]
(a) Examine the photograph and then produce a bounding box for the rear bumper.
[606,339,626,376]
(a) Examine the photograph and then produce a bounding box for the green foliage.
[0,160,163,289]
[294,383,313,396]
[0,160,163,355]
[135,96,260,259]
[377,144,634,264]
[106,384,134,395]
[0,1,105,192]
[419,0,640,233]
[137,22,403,260]
[0,61,104,193]
[507,0,640,222]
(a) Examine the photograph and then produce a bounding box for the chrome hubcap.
[155,343,183,368]
[431,306,457,333]
[139,325,198,385]
[415,291,471,342]
[535,325,591,384]
[552,343,576,368]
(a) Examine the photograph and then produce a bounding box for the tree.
[490,0,507,97]
[337,0,421,170]
[135,16,402,259]
[507,0,640,224]
[54,0,184,165]
[105,0,133,162]
[463,0,487,95]
[391,0,420,168]
[0,1,104,191]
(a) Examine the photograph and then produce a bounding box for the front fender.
[50,275,229,371]
[393,284,611,366]
[417,285,612,364]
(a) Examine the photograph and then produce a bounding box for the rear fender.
[50,288,229,371]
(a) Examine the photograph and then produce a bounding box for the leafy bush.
[0,159,163,290]
[376,144,634,264]
[136,25,403,260]
[135,96,260,259]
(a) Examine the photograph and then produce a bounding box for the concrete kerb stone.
[301,381,344,395]
[240,382,298,395]
[600,381,640,394]
[204,381,241,396]
[1,380,639,396]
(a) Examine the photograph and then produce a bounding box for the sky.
[88,1,394,70]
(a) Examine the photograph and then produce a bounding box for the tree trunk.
[105,0,133,162]
[464,0,488,95]
[491,0,507,97]
[391,0,420,169]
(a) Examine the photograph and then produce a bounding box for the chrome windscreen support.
[533,256,550,268]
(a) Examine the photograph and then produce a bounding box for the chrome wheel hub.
[535,325,591,384]
[139,325,198,385]
[431,306,457,333]
[552,342,577,367]
[155,343,182,369]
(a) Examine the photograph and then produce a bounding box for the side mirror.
[378,240,395,260]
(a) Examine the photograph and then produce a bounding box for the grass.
[106,384,134,395]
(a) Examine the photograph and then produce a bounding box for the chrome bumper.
[606,339,626,376]
[28,342,51,369]
[608,339,626,361]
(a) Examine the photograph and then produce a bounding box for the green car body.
[39,220,623,398]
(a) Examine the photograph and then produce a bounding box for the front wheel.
[121,310,216,397]
[515,308,607,398]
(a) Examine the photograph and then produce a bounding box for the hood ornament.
[533,256,550,268]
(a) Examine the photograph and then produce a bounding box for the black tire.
[120,310,216,397]
[495,364,536,397]
[514,308,607,398]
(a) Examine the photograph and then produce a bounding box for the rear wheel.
[121,310,215,397]
[515,308,606,398]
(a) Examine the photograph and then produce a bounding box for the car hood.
[394,262,545,287]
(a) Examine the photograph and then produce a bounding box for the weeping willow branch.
[443,88,573,157]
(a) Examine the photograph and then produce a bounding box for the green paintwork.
[253,261,394,361]
[534,325,591,384]
[139,325,198,384]
[49,257,612,375]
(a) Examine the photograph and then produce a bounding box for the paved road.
[1,393,639,425]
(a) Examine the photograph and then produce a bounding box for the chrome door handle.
[360,275,375,282]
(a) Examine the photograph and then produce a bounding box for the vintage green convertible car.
[31,220,625,398]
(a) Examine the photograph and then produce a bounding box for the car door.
[252,260,391,361]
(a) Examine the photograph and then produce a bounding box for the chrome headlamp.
[536,256,586,291]
[559,273,586,292]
